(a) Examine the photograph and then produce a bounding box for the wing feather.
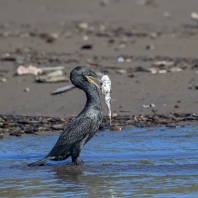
[47,115,94,158]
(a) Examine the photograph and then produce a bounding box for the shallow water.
[0,126,198,197]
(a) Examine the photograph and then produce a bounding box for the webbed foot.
[72,157,84,165]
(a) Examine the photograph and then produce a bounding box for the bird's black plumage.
[28,66,102,167]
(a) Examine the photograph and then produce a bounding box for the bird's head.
[70,66,100,90]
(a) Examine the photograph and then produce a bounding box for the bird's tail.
[27,156,54,167]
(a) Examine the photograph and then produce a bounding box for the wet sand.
[0,0,198,132]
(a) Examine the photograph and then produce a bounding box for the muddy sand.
[0,0,198,137]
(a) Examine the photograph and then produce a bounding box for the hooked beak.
[86,76,100,89]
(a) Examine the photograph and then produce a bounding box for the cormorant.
[28,66,102,167]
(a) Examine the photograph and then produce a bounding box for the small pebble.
[158,70,167,74]
[116,69,127,74]
[100,0,109,6]
[150,32,158,39]
[194,84,198,90]
[52,124,64,130]
[24,88,30,92]
[175,105,180,108]
[163,11,170,18]
[78,22,89,30]
[83,35,89,40]
[112,113,118,117]
[117,56,125,63]
[143,104,150,108]
[146,44,154,50]
[110,125,123,131]
[150,103,156,108]
[0,78,7,83]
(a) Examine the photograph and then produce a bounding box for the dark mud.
[1,113,198,138]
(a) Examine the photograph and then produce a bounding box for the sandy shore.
[0,0,198,135]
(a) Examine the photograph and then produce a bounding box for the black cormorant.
[28,66,102,167]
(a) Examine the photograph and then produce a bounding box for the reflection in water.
[0,126,198,197]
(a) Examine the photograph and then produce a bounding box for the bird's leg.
[71,147,84,165]
[70,135,88,165]
[72,157,84,165]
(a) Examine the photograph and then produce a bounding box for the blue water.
[0,126,198,197]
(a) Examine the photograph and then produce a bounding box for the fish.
[100,74,112,125]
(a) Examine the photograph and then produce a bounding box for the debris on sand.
[51,85,76,95]
[17,65,43,76]
[190,12,198,25]
[117,56,125,63]
[24,88,30,92]
[35,70,69,83]
[153,61,174,67]
[0,78,7,83]
[1,113,198,138]
[81,44,93,50]
[17,65,65,76]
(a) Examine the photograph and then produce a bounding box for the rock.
[83,35,89,40]
[158,70,167,74]
[174,105,180,108]
[15,56,24,65]
[100,0,109,6]
[190,12,198,25]
[194,84,198,89]
[40,33,59,43]
[163,11,170,18]
[143,104,150,108]
[110,125,124,131]
[150,103,156,108]
[153,61,174,67]
[169,67,183,72]
[128,73,135,78]
[52,124,64,130]
[116,69,127,74]
[112,113,118,117]
[24,88,30,92]
[117,56,125,63]
[0,78,7,83]
[150,32,158,39]
[146,44,154,50]
[37,127,47,131]
[81,44,93,50]
[78,22,89,30]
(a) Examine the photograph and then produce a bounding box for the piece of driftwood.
[51,85,76,95]
[35,76,69,83]
[35,70,69,83]
[40,66,65,71]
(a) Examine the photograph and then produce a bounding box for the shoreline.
[1,113,198,138]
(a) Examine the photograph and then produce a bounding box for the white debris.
[100,74,112,125]
[153,61,174,67]
[24,88,30,92]
[17,65,43,76]
[116,69,127,74]
[17,65,65,76]
[117,56,125,63]
[0,78,7,83]
[190,12,198,24]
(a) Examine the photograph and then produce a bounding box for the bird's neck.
[84,87,101,109]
